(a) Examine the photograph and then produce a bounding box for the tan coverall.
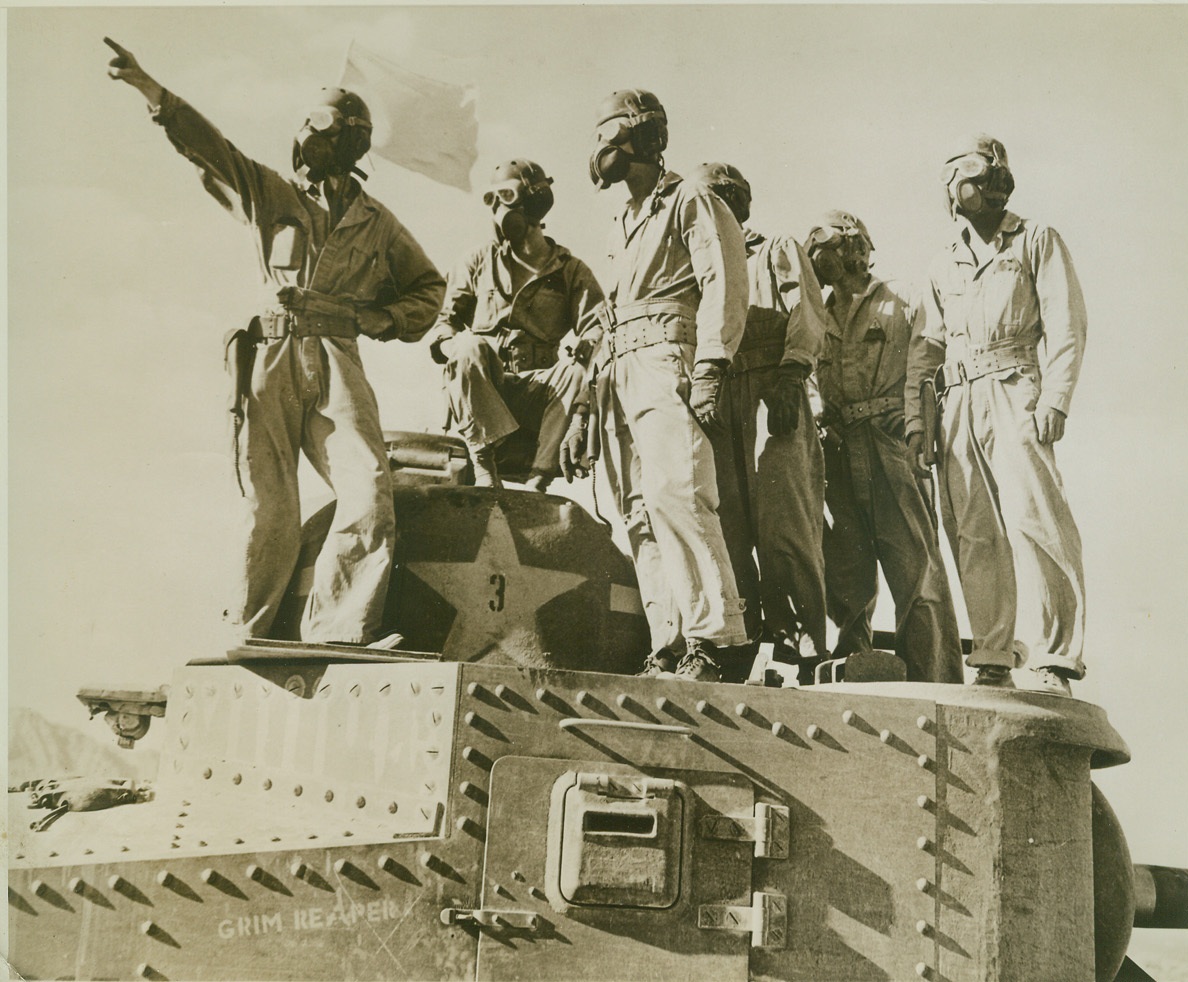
[596,171,750,650]
[429,239,604,478]
[906,211,1087,677]
[819,277,962,682]
[152,91,444,643]
[710,231,829,654]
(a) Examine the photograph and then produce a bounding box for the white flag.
[341,41,478,192]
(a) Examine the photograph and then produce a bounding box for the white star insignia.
[406,502,588,662]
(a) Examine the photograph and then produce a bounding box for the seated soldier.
[426,160,605,490]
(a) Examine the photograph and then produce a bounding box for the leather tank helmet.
[483,159,555,246]
[589,89,668,189]
[689,161,752,225]
[805,210,875,286]
[293,88,374,184]
[941,134,1014,218]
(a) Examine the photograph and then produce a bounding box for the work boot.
[636,647,678,677]
[524,470,553,493]
[674,638,723,683]
[1030,666,1073,697]
[972,665,1016,689]
[471,445,502,488]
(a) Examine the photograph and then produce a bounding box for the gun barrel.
[1134,865,1188,928]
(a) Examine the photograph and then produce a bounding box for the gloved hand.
[1033,406,1066,445]
[906,430,932,478]
[559,405,591,482]
[766,363,809,436]
[104,37,164,106]
[689,360,728,430]
[425,325,460,365]
[568,331,602,368]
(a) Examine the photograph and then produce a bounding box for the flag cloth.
[341,41,478,192]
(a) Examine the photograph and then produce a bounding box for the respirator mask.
[941,138,1013,218]
[483,162,555,246]
[806,214,874,285]
[588,90,668,189]
[292,94,373,185]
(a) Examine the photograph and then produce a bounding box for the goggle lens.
[595,117,631,145]
[482,184,521,208]
[306,107,340,133]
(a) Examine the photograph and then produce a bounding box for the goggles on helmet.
[305,105,372,134]
[941,153,1013,193]
[806,225,869,255]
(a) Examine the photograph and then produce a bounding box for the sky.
[6,2,1188,914]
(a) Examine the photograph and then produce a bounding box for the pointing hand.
[104,38,163,105]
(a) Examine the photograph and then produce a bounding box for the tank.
[8,436,1186,982]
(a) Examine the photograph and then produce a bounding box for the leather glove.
[767,363,809,436]
[425,325,459,365]
[559,405,591,482]
[689,360,728,430]
[1033,406,1066,445]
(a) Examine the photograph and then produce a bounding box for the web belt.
[253,308,358,341]
[606,299,698,358]
[942,341,1038,387]
[838,396,903,428]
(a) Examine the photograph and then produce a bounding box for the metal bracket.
[440,908,541,932]
[699,802,790,859]
[698,891,788,949]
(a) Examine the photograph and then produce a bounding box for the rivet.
[916,920,931,936]
[529,885,547,900]
[879,729,893,743]
[842,710,855,724]
[272,836,281,842]
[419,852,434,869]
[917,795,932,810]
[388,802,398,814]
[807,724,821,740]
[350,683,361,698]
[917,715,933,731]
[202,768,212,780]
[535,687,552,701]
[356,797,366,809]
[69,877,86,895]
[136,964,160,980]
[262,779,272,791]
[291,862,308,878]
[772,722,787,737]
[83,849,94,856]
[294,785,303,796]
[735,702,749,716]
[235,838,244,845]
[655,696,671,712]
[917,754,932,769]
[916,965,929,978]
[467,682,482,697]
[916,878,931,893]
[917,836,933,852]
[695,699,709,713]
[577,690,594,707]
[494,684,510,699]
[512,870,526,882]
[615,693,629,708]
[198,841,207,848]
[343,831,353,838]
[464,711,479,727]
[121,846,130,852]
[232,773,242,785]
[325,790,334,803]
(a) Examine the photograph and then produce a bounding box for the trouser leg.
[938,382,1017,669]
[600,378,681,653]
[864,427,964,683]
[299,338,396,644]
[614,342,747,646]
[442,333,518,452]
[231,339,305,638]
[823,436,879,659]
[980,374,1086,677]
[756,380,828,657]
[711,372,763,641]
[500,359,586,478]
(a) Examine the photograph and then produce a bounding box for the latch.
[699,802,790,859]
[440,908,541,932]
[575,773,676,799]
[698,891,788,949]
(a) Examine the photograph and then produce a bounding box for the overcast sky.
[7,5,1188,880]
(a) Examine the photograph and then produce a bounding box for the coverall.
[906,211,1086,677]
[710,231,829,654]
[151,91,444,643]
[818,277,962,682]
[596,171,750,651]
[429,239,604,478]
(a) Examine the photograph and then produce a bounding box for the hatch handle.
[559,718,691,736]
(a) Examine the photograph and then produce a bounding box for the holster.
[920,376,939,468]
[224,325,258,496]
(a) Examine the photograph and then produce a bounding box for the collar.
[493,235,570,278]
[824,275,883,338]
[743,227,767,256]
[952,210,1024,257]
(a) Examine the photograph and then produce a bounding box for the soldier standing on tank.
[688,163,831,680]
[561,90,751,683]
[906,136,1087,695]
[807,211,963,683]
[425,160,605,491]
[106,39,445,644]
